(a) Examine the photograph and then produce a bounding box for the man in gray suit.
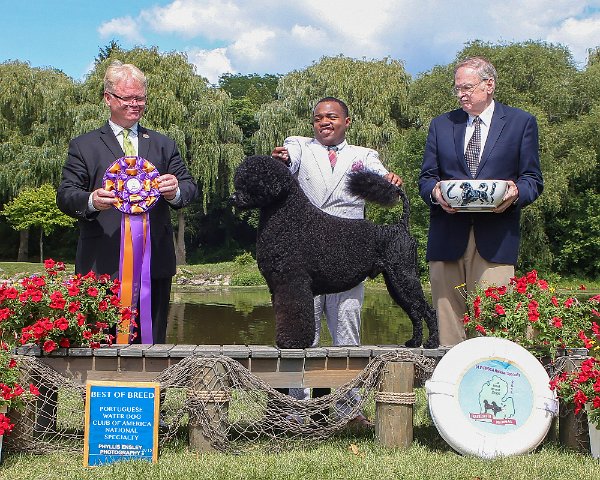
[272,97,402,426]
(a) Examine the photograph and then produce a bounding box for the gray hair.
[454,56,497,87]
[104,61,147,93]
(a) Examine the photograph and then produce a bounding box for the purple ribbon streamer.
[129,215,153,344]
[119,214,153,344]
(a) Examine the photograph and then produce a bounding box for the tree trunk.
[174,210,186,265]
[39,229,44,262]
[17,229,29,261]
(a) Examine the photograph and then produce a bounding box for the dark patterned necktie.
[465,116,481,177]
[327,146,338,170]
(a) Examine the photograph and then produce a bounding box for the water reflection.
[166,286,417,346]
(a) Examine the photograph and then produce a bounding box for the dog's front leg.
[271,279,316,349]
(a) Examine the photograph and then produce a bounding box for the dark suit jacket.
[57,122,198,279]
[418,102,543,265]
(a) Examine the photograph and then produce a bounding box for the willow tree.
[254,56,413,156]
[0,61,80,260]
[80,47,244,264]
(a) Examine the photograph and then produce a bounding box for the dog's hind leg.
[271,279,316,349]
[383,271,439,348]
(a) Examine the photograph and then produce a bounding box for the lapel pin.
[143,133,149,138]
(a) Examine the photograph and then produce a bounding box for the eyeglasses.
[108,92,147,105]
[452,79,488,97]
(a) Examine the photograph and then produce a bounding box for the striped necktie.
[465,116,481,177]
[327,146,338,170]
[122,128,136,156]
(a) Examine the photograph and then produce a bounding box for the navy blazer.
[418,102,543,265]
[57,122,198,279]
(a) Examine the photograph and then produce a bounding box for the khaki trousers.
[429,228,514,347]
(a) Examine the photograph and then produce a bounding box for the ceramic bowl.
[440,179,508,211]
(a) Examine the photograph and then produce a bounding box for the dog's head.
[229,155,295,209]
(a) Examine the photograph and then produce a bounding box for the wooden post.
[188,359,230,452]
[375,361,414,448]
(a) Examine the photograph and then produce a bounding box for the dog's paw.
[423,335,439,349]
[404,337,422,348]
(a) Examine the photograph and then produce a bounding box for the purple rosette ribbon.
[103,156,160,344]
[102,156,161,214]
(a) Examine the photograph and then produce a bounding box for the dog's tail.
[346,170,410,227]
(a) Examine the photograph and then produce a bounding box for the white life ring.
[425,337,558,458]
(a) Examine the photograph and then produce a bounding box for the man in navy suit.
[419,56,543,347]
[57,61,198,343]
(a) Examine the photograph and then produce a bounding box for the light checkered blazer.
[283,136,388,219]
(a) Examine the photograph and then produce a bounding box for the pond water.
[165,286,420,346]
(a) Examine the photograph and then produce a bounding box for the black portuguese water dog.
[230,155,439,349]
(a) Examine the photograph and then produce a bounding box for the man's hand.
[157,174,179,201]
[384,172,403,187]
[432,182,457,214]
[271,146,289,164]
[91,188,117,210]
[493,180,519,213]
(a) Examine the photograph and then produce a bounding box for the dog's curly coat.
[230,155,439,349]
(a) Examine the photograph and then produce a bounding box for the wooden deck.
[15,344,449,388]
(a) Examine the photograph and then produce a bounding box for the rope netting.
[5,351,435,454]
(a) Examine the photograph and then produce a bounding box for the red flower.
[68,301,81,313]
[59,338,71,348]
[0,413,15,435]
[527,300,540,322]
[552,317,563,328]
[29,383,40,396]
[67,285,80,296]
[574,390,589,414]
[44,259,56,269]
[579,284,587,290]
[564,298,575,308]
[83,271,97,280]
[0,307,12,321]
[82,330,93,340]
[43,340,57,353]
[49,291,66,309]
[475,324,487,334]
[495,304,506,315]
[86,287,99,297]
[54,317,69,331]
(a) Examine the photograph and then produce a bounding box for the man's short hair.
[454,56,497,86]
[314,97,350,117]
[104,61,147,93]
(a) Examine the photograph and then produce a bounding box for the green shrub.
[230,271,266,286]
[234,251,256,266]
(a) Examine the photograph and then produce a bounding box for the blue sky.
[2,1,600,84]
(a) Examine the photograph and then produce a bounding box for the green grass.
[4,440,600,480]
[3,395,600,480]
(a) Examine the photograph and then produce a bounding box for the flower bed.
[0,342,38,436]
[463,270,600,359]
[0,259,132,351]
